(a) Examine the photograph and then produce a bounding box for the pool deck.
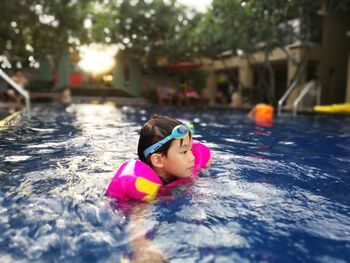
[0,110,21,130]
[0,102,14,122]
[71,96,150,106]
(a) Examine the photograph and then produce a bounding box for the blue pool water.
[0,104,349,262]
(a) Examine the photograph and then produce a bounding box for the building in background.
[206,1,350,110]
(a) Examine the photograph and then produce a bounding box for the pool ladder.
[278,79,321,116]
[0,69,31,114]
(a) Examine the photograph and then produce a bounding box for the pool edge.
[0,111,22,130]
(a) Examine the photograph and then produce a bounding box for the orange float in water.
[249,104,274,127]
[254,104,274,121]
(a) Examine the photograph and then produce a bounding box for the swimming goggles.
[143,124,193,158]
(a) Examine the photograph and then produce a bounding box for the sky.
[177,0,212,12]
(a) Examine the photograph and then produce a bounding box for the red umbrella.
[166,62,202,71]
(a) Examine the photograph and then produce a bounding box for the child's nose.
[189,150,195,163]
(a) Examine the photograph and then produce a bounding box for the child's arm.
[247,106,256,118]
[106,160,162,202]
[128,204,166,263]
[192,140,212,171]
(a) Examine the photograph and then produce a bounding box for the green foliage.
[0,0,204,73]
[0,0,342,78]
[187,0,326,104]
[89,0,200,70]
[0,0,91,68]
[0,0,35,61]
[190,0,321,59]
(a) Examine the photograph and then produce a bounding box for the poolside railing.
[277,78,299,116]
[0,69,30,114]
[292,80,321,116]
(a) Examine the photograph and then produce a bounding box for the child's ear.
[150,153,164,168]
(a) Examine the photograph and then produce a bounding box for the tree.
[0,0,35,64]
[0,0,91,70]
[191,0,325,104]
[89,0,201,72]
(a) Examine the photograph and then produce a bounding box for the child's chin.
[181,171,192,178]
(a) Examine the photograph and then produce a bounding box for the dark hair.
[137,114,190,165]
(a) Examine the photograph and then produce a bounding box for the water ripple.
[0,104,349,262]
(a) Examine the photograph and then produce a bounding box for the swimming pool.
[0,104,349,262]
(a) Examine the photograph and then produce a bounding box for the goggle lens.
[174,125,189,137]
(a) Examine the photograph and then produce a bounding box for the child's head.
[137,115,195,180]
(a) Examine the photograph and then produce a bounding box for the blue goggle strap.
[143,134,173,158]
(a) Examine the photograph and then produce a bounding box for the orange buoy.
[249,103,274,127]
[254,104,274,121]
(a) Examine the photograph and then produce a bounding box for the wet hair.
[137,114,191,165]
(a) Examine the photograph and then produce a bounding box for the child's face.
[162,135,195,178]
